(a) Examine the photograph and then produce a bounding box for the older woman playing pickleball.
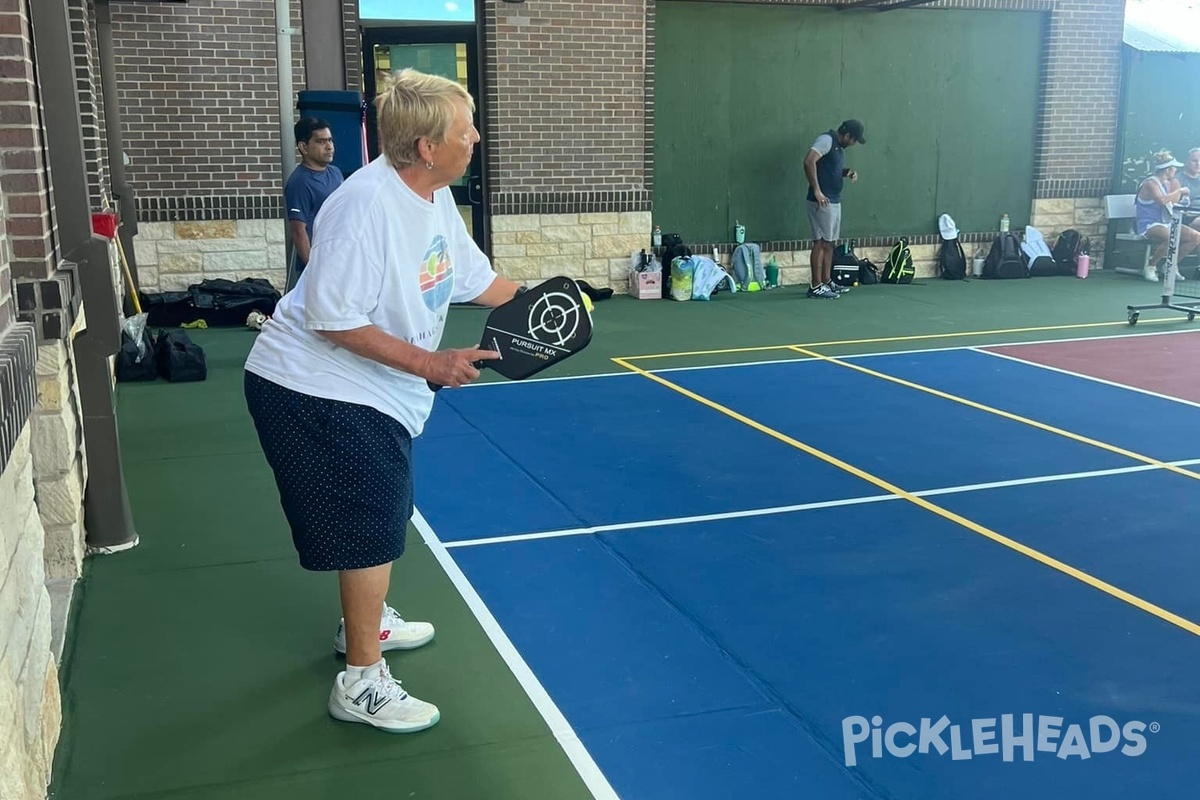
[243,68,523,733]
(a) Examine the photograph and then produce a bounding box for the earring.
[426,161,434,170]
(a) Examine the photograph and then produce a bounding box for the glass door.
[362,25,487,252]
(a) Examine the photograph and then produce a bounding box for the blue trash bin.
[296,90,368,177]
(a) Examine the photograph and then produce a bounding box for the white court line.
[412,509,620,800]
[456,327,1200,388]
[972,346,1200,411]
[444,457,1200,549]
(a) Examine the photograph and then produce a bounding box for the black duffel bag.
[155,329,207,382]
[188,278,281,326]
[115,326,158,382]
[142,278,281,328]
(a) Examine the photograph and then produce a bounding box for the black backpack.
[832,241,862,286]
[937,238,967,280]
[155,329,208,382]
[857,258,879,285]
[1051,230,1087,273]
[982,233,1027,279]
[881,239,915,284]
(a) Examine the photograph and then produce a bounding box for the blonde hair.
[374,68,474,169]
[1153,150,1178,170]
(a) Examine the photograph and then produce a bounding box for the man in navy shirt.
[803,119,865,299]
[285,117,344,290]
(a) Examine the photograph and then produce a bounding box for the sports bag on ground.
[155,329,208,382]
[881,239,915,284]
[982,233,1028,279]
[938,238,967,280]
[832,241,862,286]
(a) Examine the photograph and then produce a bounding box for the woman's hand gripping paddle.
[427,276,594,392]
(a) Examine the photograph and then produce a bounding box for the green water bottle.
[734,220,745,244]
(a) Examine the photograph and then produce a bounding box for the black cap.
[839,119,866,144]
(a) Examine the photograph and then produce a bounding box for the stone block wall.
[32,322,89,581]
[132,219,288,294]
[0,426,63,800]
[491,211,652,288]
[1030,197,1108,263]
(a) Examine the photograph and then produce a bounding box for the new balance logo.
[353,686,392,716]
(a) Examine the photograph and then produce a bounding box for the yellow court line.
[611,356,1200,638]
[616,317,1175,362]
[788,345,1200,484]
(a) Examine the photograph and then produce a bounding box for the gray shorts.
[806,200,842,242]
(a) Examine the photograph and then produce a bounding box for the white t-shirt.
[245,155,497,437]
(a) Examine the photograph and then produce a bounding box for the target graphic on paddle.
[427,276,593,391]
[527,290,584,347]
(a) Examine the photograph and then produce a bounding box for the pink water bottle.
[1076,252,1090,279]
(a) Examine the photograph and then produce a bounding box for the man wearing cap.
[803,119,865,299]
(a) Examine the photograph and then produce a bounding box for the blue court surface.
[413,344,1200,800]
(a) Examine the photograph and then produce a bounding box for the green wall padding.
[653,2,1045,242]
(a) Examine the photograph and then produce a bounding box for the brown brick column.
[1030,0,1126,262]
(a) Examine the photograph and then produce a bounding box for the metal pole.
[276,0,296,188]
[275,0,296,281]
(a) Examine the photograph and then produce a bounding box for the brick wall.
[71,0,108,210]
[109,0,305,200]
[484,0,648,195]
[1,0,57,283]
[1033,0,1126,198]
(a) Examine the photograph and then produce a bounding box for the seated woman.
[1135,150,1198,280]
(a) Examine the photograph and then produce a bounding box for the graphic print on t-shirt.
[419,235,454,311]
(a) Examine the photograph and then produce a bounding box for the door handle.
[468,175,481,205]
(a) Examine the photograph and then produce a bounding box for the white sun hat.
[938,213,959,240]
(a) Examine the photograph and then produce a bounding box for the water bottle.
[1076,252,1090,279]
[734,221,745,244]
[1000,213,1010,233]
[652,225,662,248]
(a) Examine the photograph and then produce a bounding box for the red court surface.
[984,331,1200,404]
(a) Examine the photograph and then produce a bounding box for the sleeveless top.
[1135,177,1170,236]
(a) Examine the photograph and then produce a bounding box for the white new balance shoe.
[334,604,435,655]
[327,660,440,733]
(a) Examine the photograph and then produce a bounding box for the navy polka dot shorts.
[244,371,413,572]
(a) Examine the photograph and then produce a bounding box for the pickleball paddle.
[427,275,593,392]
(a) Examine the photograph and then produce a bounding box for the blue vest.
[807,130,845,204]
